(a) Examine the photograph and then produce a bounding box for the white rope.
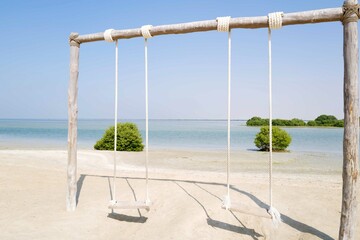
[268,27,273,213]
[141,25,153,39]
[226,30,231,209]
[268,12,284,30]
[267,12,283,226]
[217,16,232,210]
[104,29,115,42]
[142,28,150,204]
[112,40,119,202]
[216,16,231,32]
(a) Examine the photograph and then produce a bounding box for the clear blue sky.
[0,0,353,120]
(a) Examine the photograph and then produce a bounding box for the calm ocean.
[0,119,345,153]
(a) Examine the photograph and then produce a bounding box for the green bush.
[306,115,343,127]
[94,122,144,151]
[254,126,292,151]
[246,117,268,126]
[314,114,338,126]
[307,120,317,126]
[248,115,344,128]
[247,117,306,127]
[272,119,289,126]
[334,120,344,127]
[271,118,305,126]
[290,118,306,126]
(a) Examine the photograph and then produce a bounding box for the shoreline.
[0,148,343,177]
[0,142,344,154]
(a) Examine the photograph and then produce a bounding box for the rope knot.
[216,16,231,32]
[104,29,115,42]
[69,32,80,47]
[342,3,360,25]
[268,12,284,30]
[141,25,153,39]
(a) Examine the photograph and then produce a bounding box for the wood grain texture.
[67,43,80,211]
[340,0,359,239]
[108,201,150,211]
[74,7,342,44]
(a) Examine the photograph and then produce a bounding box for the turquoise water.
[0,119,345,153]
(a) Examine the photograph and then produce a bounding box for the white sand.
[0,149,359,240]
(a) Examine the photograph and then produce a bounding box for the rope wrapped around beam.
[104,29,115,42]
[71,7,343,44]
[141,25,153,39]
[69,32,80,47]
[216,16,231,32]
[342,3,360,24]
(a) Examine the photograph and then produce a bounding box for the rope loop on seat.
[216,16,231,32]
[141,25,153,38]
[104,29,115,42]
[268,12,283,30]
[342,3,360,24]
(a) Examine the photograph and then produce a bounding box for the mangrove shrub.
[247,117,306,127]
[246,117,268,126]
[306,115,344,127]
[94,122,144,151]
[254,126,292,151]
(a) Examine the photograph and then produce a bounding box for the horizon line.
[0,118,315,122]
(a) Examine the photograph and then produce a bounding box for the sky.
[0,0,354,120]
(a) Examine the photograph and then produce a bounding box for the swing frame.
[67,2,359,239]
[106,29,152,211]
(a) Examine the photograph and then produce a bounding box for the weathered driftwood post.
[67,33,80,211]
[340,0,359,239]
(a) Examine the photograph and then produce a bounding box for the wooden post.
[67,33,80,211]
[340,1,359,239]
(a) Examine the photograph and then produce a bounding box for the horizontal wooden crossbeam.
[71,7,343,44]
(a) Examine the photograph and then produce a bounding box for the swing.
[104,27,152,211]
[218,13,283,225]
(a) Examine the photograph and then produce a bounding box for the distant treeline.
[246,115,345,127]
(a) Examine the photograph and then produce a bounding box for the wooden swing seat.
[108,200,151,211]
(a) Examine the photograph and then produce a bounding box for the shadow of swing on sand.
[107,177,148,223]
[173,181,263,240]
[107,212,148,223]
[76,174,334,240]
[76,174,148,223]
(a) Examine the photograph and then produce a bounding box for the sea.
[0,119,345,154]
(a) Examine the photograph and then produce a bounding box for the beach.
[3,0,360,238]
[1,149,358,239]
